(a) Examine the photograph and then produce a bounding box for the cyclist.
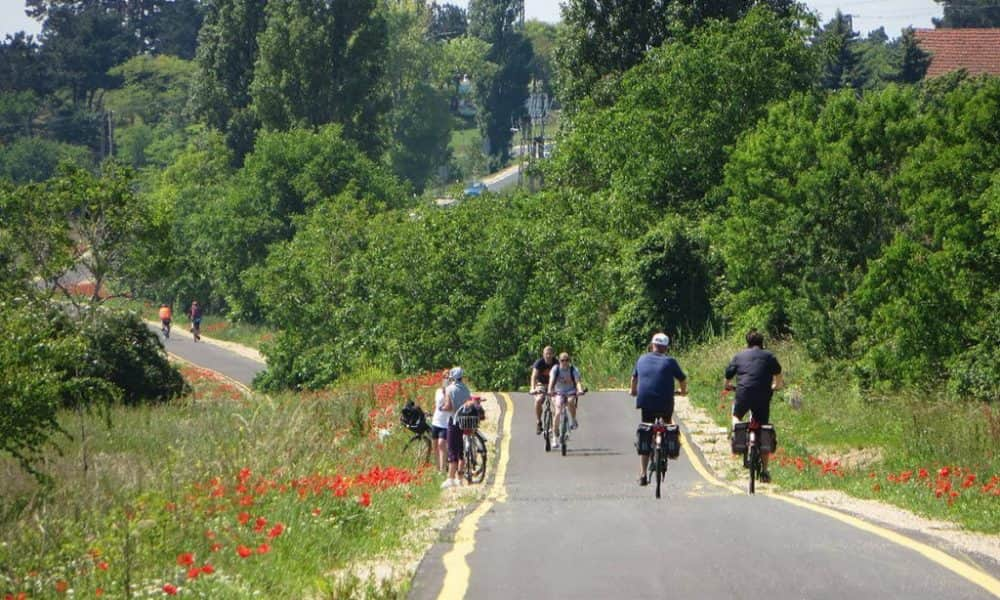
[724,328,783,483]
[548,352,584,448]
[530,346,557,434]
[630,333,687,486]
[430,369,453,473]
[188,300,202,341]
[158,303,172,338]
[442,367,471,489]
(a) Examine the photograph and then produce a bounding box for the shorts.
[732,394,770,425]
[430,425,448,440]
[161,318,171,326]
[446,420,464,463]
[640,406,673,424]
[552,391,578,408]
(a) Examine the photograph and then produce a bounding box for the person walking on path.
[430,369,453,473]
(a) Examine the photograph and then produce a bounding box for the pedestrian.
[442,366,471,489]
[430,369,453,473]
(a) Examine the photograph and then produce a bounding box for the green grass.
[103,297,274,350]
[0,368,446,598]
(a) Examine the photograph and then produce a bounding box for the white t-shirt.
[431,387,452,428]
[550,364,581,394]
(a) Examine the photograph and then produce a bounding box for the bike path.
[147,325,265,386]
[409,391,1000,599]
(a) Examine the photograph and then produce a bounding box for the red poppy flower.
[359,493,372,507]
[254,516,268,532]
[938,467,950,477]
[311,507,322,516]
[177,552,195,567]
[56,580,69,593]
[268,523,284,538]
[97,561,109,571]
[201,564,215,575]
[257,543,271,555]
[237,545,253,558]
[238,512,251,525]
[187,567,200,580]
[163,583,178,595]
[210,542,222,552]
[96,588,104,597]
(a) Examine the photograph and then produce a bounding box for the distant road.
[148,324,265,387]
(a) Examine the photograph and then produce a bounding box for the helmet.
[651,333,670,347]
[449,367,464,380]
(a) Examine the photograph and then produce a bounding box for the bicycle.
[399,402,432,469]
[552,388,587,457]
[731,414,776,495]
[455,403,488,484]
[538,391,554,452]
[641,418,680,498]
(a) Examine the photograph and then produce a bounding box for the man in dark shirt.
[630,333,687,486]
[725,329,783,482]
[530,346,556,434]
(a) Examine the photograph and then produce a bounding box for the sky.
[1,1,944,40]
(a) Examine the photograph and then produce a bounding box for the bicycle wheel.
[653,446,663,498]
[471,432,487,483]
[463,436,475,484]
[748,446,759,495]
[560,410,569,456]
[543,406,552,452]
[403,434,431,469]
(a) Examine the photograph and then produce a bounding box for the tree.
[0,137,92,183]
[523,20,558,96]
[40,5,138,109]
[933,0,1000,27]
[0,32,54,96]
[815,10,862,91]
[895,28,931,84]
[251,0,390,158]
[191,0,267,161]
[430,2,467,40]
[468,0,532,168]
[554,0,799,111]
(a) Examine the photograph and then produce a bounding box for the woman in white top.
[430,369,452,472]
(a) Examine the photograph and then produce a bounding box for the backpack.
[400,401,428,433]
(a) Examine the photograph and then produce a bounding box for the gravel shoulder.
[674,394,1000,566]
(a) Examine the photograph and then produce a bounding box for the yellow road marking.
[437,392,514,600]
[677,411,1000,597]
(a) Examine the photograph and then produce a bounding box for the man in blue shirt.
[630,333,687,486]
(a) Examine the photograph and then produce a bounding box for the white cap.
[449,367,464,380]
[651,333,670,347]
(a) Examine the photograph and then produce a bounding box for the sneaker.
[570,419,578,431]
[552,439,560,449]
[760,470,771,484]
[440,478,456,489]
[638,475,648,486]
[536,421,542,435]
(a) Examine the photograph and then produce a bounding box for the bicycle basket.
[454,413,480,431]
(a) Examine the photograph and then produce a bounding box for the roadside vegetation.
[0,367,446,599]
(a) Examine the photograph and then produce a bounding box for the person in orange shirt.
[158,304,173,338]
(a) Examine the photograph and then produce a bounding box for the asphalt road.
[409,391,1000,600]
[149,324,264,386]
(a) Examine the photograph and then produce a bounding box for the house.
[913,28,1000,78]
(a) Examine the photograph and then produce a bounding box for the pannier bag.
[400,401,429,434]
[636,424,681,458]
[664,424,681,459]
[758,424,777,453]
[731,422,748,454]
[454,403,483,431]
[730,422,777,454]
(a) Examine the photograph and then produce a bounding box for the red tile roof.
[913,29,1000,78]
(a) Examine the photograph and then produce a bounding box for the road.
[409,391,1000,599]
[150,324,264,386]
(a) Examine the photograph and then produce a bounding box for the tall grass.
[0,367,444,598]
